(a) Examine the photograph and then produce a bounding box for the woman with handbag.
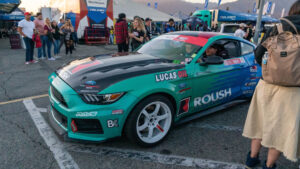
[44,18,55,60]
[243,1,300,169]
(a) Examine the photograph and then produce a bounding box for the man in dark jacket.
[115,13,129,53]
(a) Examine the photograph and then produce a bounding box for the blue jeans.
[43,36,52,58]
[38,35,45,58]
[41,35,47,58]
[23,37,34,62]
[53,39,60,55]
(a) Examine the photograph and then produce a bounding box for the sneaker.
[262,161,277,169]
[25,62,30,65]
[30,60,38,63]
[48,58,56,61]
[245,152,260,169]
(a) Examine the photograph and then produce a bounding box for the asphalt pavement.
[0,38,299,169]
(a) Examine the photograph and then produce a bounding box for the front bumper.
[48,73,138,142]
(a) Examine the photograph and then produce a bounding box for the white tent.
[113,0,181,22]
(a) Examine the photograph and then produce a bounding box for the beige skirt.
[243,80,300,162]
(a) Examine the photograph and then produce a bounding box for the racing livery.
[48,32,261,146]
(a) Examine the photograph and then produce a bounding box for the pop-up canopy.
[218,10,279,23]
[0,0,20,14]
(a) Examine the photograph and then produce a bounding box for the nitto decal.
[155,70,188,82]
[178,97,190,115]
[194,88,232,107]
[75,111,98,117]
[107,119,119,128]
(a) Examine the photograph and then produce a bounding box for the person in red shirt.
[32,30,42,49]
[115,13,129,53]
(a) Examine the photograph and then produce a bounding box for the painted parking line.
[0,94,48,105]
[23,99,79,169]
[66,144,246,169]
[188,123,243,132]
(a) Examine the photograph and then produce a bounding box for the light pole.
[253,0,265,44]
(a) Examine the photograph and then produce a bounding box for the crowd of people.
[18,12,78,64]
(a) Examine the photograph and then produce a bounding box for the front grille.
[51,86,68,108]
[52,106,68,129]
[72,119,104,134]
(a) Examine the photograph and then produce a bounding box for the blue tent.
[0,0,20,14]
[218,10,279,23]
[0,8,33,21]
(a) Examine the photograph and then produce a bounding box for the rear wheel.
[125,95,174,147]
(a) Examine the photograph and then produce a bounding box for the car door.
[191,39,250,113]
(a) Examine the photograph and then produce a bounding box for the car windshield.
[223,25,239,33]
[138,35,202,64]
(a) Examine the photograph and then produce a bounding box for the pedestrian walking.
[51,20,61,58]
[44,18,55,60]
[60,20,74,55]
[129,18,145,51]
[33,12,45,59]
[243,1,300,169]
[115,13,129,53]
[18,12,37,64]
[234,23,247,39]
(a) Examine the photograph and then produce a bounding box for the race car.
[48,31,261,147]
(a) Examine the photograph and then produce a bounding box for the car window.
[223,41,240,58]
[223,25,239,33]
[241,42,254,55]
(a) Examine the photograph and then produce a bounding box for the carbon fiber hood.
[56,53,184,93]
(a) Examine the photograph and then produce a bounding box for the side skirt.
[175,99,248,126]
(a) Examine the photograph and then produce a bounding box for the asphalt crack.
[0,73,14,100]
[0,111,49,150]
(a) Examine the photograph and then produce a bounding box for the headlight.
[80,92,125,105]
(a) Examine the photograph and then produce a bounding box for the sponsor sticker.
[245,82,257,86]
[178,97,190,115]
[250,66,258,72]
[107,119,119,128]
[194,88,232,107]
[75,111,98,117]
[224,58,245,66]
[155,70,188,82]
[112,109,124,115]
[243,90,254,94]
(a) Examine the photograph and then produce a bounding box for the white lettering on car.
[75,111,98,117]
[194,88,232,107]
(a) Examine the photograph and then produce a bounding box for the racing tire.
[125,95,174,147]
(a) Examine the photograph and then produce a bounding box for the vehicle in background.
[192,10,212,28]
[218,23,240,35]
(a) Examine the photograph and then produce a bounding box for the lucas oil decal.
[155,70,188,82]
[194,88,232,107]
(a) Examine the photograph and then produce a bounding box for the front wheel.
[125,95,174,147]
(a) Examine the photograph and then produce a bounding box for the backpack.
[261,18,300,86]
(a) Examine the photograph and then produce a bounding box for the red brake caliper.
[156,125,164,132]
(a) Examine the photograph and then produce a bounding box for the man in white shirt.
[18,12,37,64]
[234,23,247,39]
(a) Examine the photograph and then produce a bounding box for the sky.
[19,0,239,13]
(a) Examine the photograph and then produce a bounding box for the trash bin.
[9,34,22,49]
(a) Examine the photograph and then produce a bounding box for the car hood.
[56,53,185,94]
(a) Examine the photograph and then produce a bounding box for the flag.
[253,2,257,13]
[271,3,276,15]
[204,0,209,10]
[266,1,272,14]
[218,0,222,6]
[263,1,268,15]
[281,8,285,17]
[147,2,151,7]
[154,2,158,9]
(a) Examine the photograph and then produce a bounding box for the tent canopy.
[113,0,181,22]
[0,0,20,14]
[218,10,279,23]
[0,8,26,21]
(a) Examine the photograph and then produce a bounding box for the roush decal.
[155,70,188,82]
[178,97,190,115]
[224,58,245,66]
[194,88,232,107]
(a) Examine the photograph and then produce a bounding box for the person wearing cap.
[234,23,247,39]
[145,18,152,41]
[18,12,37,65]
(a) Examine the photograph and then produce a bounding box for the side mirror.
[199,56,224,66]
